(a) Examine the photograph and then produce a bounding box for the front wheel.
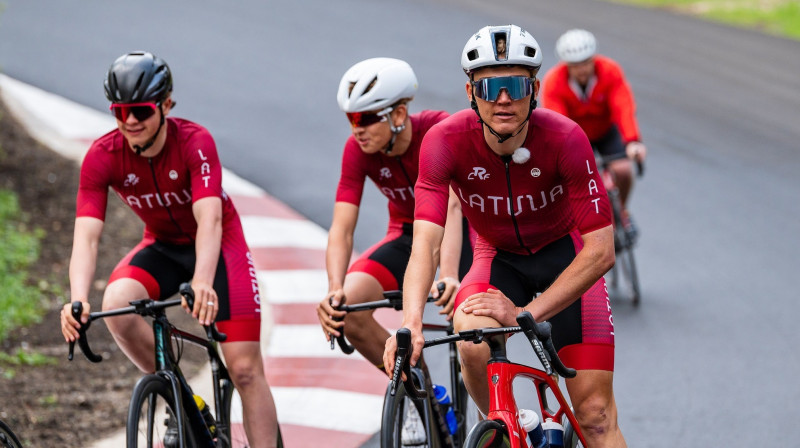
[0,420,23,448]
[381,382,438,448]
[463,420,510,448]
[127,374,196,448]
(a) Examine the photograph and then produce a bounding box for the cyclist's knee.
[102,278,147,311]
[226,352,265,389]
[573,391,618,437]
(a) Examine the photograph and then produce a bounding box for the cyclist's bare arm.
[191,196,222,325]
[434,188,464,318]
[384,220,444,374]
[466,225,615,327]
[317,201,359,339]
[62,216,104,342]
[526,225,614,321]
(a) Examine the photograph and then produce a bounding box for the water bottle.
[432,384,458,435]
[518,409,547,448]
[193,394,217,437]
[542,417,564,448]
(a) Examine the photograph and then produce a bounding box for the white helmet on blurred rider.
[461,24,543,76]
[555,29,597,63]
[337,57,418,113]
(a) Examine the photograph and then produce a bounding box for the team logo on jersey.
[467,167,490,180]
[123,173,140,187]
[379,167,392,179]
[169,170,179,180]
[530,168,541,178]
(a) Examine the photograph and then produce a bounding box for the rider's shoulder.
[593,55,624,76]
[532,108,581,133]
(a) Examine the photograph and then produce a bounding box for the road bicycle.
[330,286,479,447]
[599,155,644,306]
[0,419,22,448]
[69,283,282,448]
[391,311,588,448]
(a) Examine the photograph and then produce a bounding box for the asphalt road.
[1,0,799,445]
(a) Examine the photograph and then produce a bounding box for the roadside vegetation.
[0,189,46,344]
[609,0,800,39]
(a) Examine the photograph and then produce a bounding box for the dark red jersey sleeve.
[184,128,224,202]
[559,126,613,234]
[414,126,452,227]
[334,138,367,207]
[76,144,113,220]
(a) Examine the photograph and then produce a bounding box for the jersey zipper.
[147,157,195,243]
[501,155,533,255]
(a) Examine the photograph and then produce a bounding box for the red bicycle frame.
[484,358,587,447]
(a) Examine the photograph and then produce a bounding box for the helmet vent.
[493,32,508,60]
[363,76,378,95]
[525,46,537,58]
[467,49,479,62]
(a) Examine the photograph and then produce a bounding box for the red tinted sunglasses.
[110,102,159,122]
[345,107,392,128]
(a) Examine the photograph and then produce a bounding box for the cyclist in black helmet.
[61,51,280,447]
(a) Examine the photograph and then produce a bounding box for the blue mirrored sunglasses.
[471,76,534,102]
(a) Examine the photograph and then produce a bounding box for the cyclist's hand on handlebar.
[431,277,459,321]
[383,323,424,378]
[461,288,523,327]
[187,281,218,326]
[626,141,647,163]
[317,289,346,341]
[61,301,90,342]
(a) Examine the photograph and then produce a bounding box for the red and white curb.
[0,74,396,447]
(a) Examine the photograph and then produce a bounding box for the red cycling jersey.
[541,55,641,144]
[77,117,240,243]
[335,110,449,224]
[415,108,612,256]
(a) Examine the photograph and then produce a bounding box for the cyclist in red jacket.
[383,25,627,447]
[60,51,279,447]
[542,29,647,236]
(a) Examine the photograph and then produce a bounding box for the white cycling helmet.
[461,25,543,76]
[337,57,418,113]
[555,29,597,63]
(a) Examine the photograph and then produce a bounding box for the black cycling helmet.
[104,51,172,104]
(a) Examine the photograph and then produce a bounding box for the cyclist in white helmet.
[384,25,628,447]
[543,29,647,238]
[317,57,472,370]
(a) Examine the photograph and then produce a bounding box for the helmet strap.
[383,110,406,155]
[133,105,166,155]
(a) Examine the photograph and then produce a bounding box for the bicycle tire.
[617,235,641,306]
[463,420,510,448]
[608,190,641,305]
[563,420,584,448]
[127,374,196,448]
[454,378,479,448]
[381,382,440,448]
[0,420,22,448]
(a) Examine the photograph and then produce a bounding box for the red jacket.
[541,55,641,143]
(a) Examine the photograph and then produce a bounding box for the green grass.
[609,0,800,39]
[0,189,46,343]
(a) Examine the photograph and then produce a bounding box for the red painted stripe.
[271,303,402,328]
[265,356,389,395]
[230,194,306,219]
[251,247,326,270]
[280,423,372,448]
